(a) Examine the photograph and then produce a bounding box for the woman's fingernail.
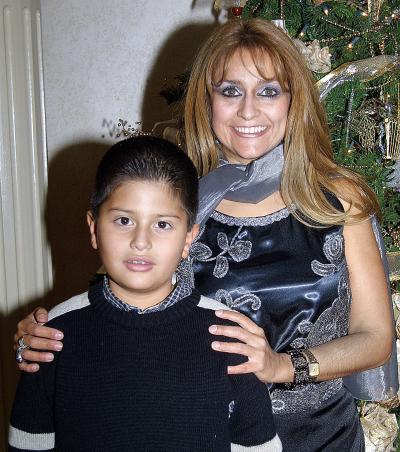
[209,325,218,334]
[54,332,63,340]
[215,310,224,317]
[211,341,221,350]
[31,364,39,371]
[54,343,63,351]
[45,354,54,362]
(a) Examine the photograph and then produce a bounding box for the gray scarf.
[196,143,284,226]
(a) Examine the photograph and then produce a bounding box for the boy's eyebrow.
[108,208,183,219]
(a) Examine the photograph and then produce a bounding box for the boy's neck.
[107,278,175,310]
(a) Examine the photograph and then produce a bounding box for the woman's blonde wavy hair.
[184,18,380,226]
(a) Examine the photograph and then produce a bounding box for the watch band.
[286,349,309,387]
[302,348,320,381]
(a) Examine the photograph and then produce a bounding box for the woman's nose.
[238,95,260,120]
[130,227,151,251]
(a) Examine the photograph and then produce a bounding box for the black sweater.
[9,282,280,451]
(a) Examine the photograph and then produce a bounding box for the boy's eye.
[155,221,172,230]
[115,217,132,226]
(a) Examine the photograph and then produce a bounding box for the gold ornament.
[388,251,400,281]
[351,114,376,152]
[384,118,400,159]
[350,98,387,152]
[368,0,384,22]
[383,84,400,160]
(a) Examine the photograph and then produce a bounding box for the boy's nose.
[130,228,151,251]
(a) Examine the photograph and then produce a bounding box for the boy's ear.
[86,211,98,250]
[181,223,200,259]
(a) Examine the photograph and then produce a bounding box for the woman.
[15,19,396,451]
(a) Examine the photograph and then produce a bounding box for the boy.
[9,137,281,451]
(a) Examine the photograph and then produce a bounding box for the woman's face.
[210,49,291,164]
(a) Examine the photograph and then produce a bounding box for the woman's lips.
[232,125,268,138]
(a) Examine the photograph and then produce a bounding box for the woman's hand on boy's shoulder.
[209,309,293,384]
[14,308,64,372]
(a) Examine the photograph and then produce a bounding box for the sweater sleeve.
[9,358,56,451]
[228,369,282,452]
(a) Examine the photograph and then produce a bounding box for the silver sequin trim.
[210,208,290,227]
[271,230,350,414]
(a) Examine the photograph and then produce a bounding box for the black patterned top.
[187,205,350,415]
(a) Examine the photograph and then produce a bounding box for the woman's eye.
[259,86,280,97]
[156,221,172,230]
[222,86,241,97]
[115,217,132,226]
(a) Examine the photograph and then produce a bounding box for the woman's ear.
[181,223,200,259]
[86,211,98,250]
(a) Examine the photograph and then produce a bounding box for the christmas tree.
[239,0,400,255]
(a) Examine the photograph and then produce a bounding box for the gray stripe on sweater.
[48,292,90,321]
[232,433,282,451]
[198,295,233,312]
[9,425,54,450]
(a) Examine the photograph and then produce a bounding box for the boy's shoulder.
[47,291,90,324]
[197,294,233,313]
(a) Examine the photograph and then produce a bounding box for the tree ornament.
[388,160,400,189]
[294,39,332,73]
[316,55,400,100]
[368,0,384,22]
[359,402,399,451]
[231,6,244,16]
[388,251,400,282]
[214,0,247,14]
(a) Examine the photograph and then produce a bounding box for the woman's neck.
[216,190,286,218]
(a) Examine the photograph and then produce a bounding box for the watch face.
[309,362,320,377]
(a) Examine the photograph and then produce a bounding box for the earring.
[171,272,177,285]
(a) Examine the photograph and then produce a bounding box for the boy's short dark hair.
[90,136,199,228]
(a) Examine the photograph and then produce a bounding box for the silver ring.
[17,336,30,350]
[15,346,25,363]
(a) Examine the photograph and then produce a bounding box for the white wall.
[41,0,217,153]
[38,0,218,304]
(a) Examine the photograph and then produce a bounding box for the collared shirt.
[102,275,192,314]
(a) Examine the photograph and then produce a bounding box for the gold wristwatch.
[302,349,320,381]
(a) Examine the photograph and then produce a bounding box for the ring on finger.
[15,346,25,363]
[17,335,30,350]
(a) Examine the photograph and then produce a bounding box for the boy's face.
[87,180,198,309]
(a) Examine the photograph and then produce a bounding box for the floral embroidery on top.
[215,289,261,311]
[311,231,345,277]
[190,227,252,279]
[271,230,350,414]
